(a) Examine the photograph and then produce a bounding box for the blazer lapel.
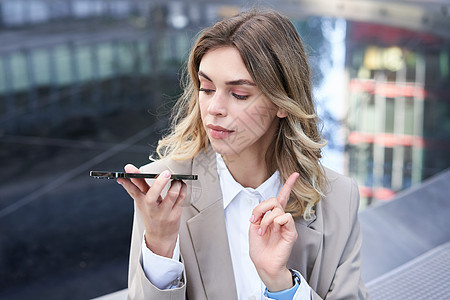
[187,148,238,299]
[288,210,324,288]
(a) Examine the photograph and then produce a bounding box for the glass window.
[0,58,6,115]
[54,45,72,86]
[439,50,449,82]
[10,52,28,91]
[403,146,413,189]
[405,51,417,82]
[76,45,94,82]
[97,44,114,78]
[425,52,440,86]
[383,147,394,188]
[174,33,190,61]
[404,97,415,135]
[0,58,5,94]
[117,42,135,74]
[137,42,150,75]
[110,1,132,18]
[32,49,51,87]
[385,97,395,133]
[28,0,48,23]
[363,94,376,133]
[2,1,26,26]
[73,0,104,18]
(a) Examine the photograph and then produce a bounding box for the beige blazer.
[127,147,369,299]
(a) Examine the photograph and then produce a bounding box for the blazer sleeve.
[311,178,370,300]
[127,201,187,299]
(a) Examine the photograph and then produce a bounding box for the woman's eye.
[199,88,214,95]
[232,93,249,100]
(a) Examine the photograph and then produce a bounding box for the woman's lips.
[207,124,234,139]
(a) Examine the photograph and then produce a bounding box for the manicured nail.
[249,215,255,223]
[257,228,263,236]
[162,170,171,178]
[117,180,122,185]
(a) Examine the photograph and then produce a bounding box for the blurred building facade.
[0,0,213,136]
[345,22,450,206]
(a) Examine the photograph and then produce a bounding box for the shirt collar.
[216,153,282,209]
[216,154,243,209]
[257,169,283,201]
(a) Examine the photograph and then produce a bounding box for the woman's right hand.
[117,164,187,258]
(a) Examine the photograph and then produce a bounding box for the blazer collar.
[296,212,317,227]
[190,147,222,211]
[187,146,238,299]
[289,201,323,285]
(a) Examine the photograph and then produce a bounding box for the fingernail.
[249,215,255,223]
[117,180,122,185]
[162,170,171,178]
[258,228,263,236]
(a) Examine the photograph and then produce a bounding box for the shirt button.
[247,198,254,206]
[248,296,256,300]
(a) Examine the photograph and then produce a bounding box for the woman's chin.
[209,141,240,157]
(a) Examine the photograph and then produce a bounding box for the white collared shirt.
[141,154,311,299]
[217,153,283,299]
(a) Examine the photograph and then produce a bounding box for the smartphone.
[90,171,198,180]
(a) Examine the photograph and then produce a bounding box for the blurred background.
[0,0,448,299]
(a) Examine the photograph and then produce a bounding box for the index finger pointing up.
[277,172,299,209]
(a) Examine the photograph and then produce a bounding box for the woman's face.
[198,46,284,159]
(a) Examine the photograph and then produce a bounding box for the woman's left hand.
[249,172,299,292]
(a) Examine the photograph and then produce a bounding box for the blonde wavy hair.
[156,9,326,219]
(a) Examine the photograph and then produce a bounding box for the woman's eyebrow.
[198,70,256,86]
[226,79,256,86]
[198,71,212,82]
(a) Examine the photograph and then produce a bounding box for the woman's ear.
[277,109,287,118]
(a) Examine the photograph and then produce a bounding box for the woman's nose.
[207,91,227,116]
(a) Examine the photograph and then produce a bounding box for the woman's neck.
[222,151,270,189]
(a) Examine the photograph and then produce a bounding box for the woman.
[118,9,369,300]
